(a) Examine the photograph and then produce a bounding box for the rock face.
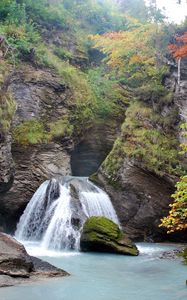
[0,133,14,194]
[0,66,72,232]
[80,216,139,256]
[0,232,69,288]
[93,164,177,242]
[10,67,70,127]
[90,58,187,243]
[0,143,70,232]
[71,120,120,176]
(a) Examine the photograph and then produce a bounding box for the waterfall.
[15,177,119,251]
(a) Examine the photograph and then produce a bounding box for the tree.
[91,21,166,87]
[160,176,187,233]
[117,0,148,21]
[147,0,165,23]
[160,124,187,233]
[168,32,187,87]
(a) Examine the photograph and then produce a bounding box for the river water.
[0,243,186,300]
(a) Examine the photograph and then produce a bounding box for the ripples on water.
[0,242,186,300]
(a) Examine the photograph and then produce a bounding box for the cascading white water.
[41,184,81,251]
[80,182,119,224]
[15,177,120,251]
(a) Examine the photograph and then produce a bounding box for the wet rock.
[0,275,21,287]
[0,232,33,278]
[0,232,69,288]
[69,183,87,230]
[180,247,187,264]
[45,179,61,208]
[80,216,139,256]
[159,248,184,260]
[31,256,69,277]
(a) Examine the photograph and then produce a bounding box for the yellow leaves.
[160,175,187,233]
[129,54,141,64]
[90,22,160,77]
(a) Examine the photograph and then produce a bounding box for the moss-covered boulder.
[80,217,139,256]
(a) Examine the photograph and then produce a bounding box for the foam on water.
[22,241,80,257]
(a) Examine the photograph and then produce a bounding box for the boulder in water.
[0,232,69,288]
[80,217,139,256]
[0,232,33,278]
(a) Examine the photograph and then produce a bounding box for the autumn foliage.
[160,124,187,233]
[168,32,187,60]
[90,22,168,88]
[91,23,158,70]
[160,33,187,233]
[160,176,187,233]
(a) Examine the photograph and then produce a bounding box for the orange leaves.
[103,31,124,40]
[174,45,187,59]
[91,23,158,71]
[176,31,187,43]
[168,32,187,60]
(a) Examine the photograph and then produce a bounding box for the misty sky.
[156,0,187,23]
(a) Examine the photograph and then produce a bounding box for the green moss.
[0,91,16,135]
[13,116,75,145]
[83,216,122,241]
[103,99,183,181]
[102,138,125,183]
[80,216,139,256]
[136,83,170,103]
[89,173,101,186]
[35,48,97,133]
[54,47,73,61]
[12,119,49,146]
[48,118,74,139]
[87,67,127,119]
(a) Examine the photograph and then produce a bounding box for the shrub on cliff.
[0,91,16,137]
[160,175,187,233]
[12,120,48,146]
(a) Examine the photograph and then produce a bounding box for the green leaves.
[91,22,167,88]
[160,175,187,233]
[160,124,187,233]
